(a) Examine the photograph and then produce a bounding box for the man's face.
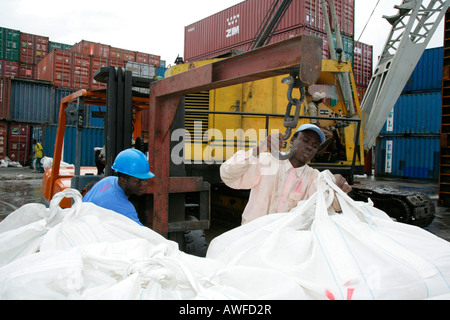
[121,176,148,196]
[290,130,321,166]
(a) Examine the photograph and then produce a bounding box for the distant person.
[32,139,44,173]
[83,148,154,225]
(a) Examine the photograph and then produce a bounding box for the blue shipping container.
[42,125,104,166]
[376,136,440,180]
[53,88,105,128]
[380,92,442,135]
[10,79,53,123]
[403,47,443,93]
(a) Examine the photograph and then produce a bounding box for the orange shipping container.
[71,40,110,58]
[37,49,73,88]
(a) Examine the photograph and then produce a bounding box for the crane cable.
[356,0,382,42]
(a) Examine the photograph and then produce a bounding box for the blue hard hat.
[112,148,155,179]
[295,124,326,144]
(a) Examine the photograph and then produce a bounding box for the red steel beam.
[146,35,323,236]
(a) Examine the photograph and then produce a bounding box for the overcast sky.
[0,0,445,67]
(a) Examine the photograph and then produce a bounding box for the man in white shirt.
[220,124,352,224]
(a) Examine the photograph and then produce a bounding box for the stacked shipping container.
[376,47,443,180]
[184,0,371,91]
[0,26,166,166]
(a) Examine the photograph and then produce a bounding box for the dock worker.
[32,139,44,173]
[83,148,154,225]
[220,123,352,224]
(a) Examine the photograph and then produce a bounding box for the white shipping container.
[126,61,156,94]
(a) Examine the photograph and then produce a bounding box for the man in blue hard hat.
[83,148,154,226]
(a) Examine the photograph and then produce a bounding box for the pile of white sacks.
[1,171,449,300]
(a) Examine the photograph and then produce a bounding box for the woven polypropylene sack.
[207,170,450,300]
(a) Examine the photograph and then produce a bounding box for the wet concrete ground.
[0,167,449,242]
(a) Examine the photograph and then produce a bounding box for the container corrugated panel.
[380,92,442,134]
[184,0,354,61]
[0,121,7,159]
[0,27,20,61]
[71,40,110,58]
[0,60,19,77]
[7,122,31,165]
[10,78,53,123]
[37,49,73,88]
[49,41,73,52]
[403,47,443,93]
[18,63,37,79]
[376,136,440,180]
[20,32,49,65]
[53,88,105,127]
[72,52,91,90]
[43,124,104,166]
[0,77,11,120]
[90,57,126,90]
[353,41,373,87]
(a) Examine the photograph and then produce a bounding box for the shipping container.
[42,124,104,166]
[49,41,73,52]
[90,57,125,90]
[37,48,73,88]
[9,78,53,123]
[53,88,106,127]
[110,46,135,62]
[184,0,354,61]
[19,32,49,65]
[72,52,91,89]
[187,25,354,64]
[7,122,31,165]
[0,77,11,120]
[0,60,19,77]
[0,121,7,160]
[18,63,36,79]
[71,40,110,58]
[380,92,442,135]
[376,136,440,180]
[403,47,443,93]
[0,27,20,61]
[353,41,373,87]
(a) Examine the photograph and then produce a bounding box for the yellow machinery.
[166,55,365,182]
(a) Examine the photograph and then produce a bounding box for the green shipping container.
[49,41,73,52]
[0,27,20,61]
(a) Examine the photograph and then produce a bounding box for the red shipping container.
[136,52,150,64]
[18,63,37,79]
[7,122,30,165]
[37,49,73,88]
[0,77,11,120]
[72,53,91,89]
[20,33,49,65]
[90,57,126,90]
[187,26,330,62]
[0,122,7,160]
[353,41,373,87]
[184,0,354,61]
[110,46,135,62]
[0,60,19,78]
[71,40,110,58]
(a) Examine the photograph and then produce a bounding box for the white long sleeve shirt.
[220,148,320,224]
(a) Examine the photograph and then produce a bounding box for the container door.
[0,122,7,160]
[8,123,30,165]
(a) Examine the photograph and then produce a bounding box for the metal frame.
[146,35,323,236]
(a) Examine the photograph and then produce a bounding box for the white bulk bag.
[207,170,450,300]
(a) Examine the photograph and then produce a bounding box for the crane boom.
[361,0,449,149]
